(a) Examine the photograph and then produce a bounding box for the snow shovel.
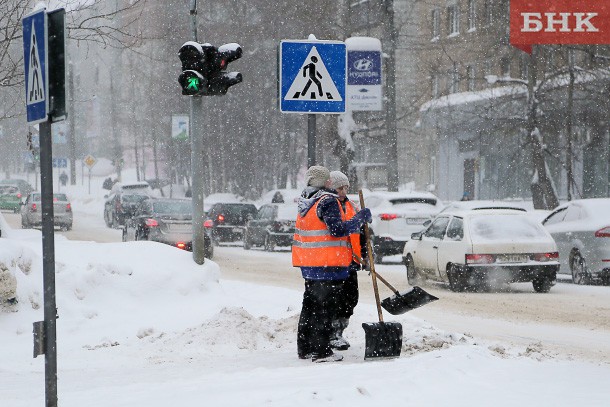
[359,190,403,360]
[374,270,439,315]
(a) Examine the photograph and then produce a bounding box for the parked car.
[243,203,297,251]
[360,191,443,263]
[0,184,23,213]
[104,192,150,228]
[542,198,610,285]
[0,179,34,196]
[403,209,559,293]
[205,202,258,245]
[123,198,213,258]
[21,192,73,230]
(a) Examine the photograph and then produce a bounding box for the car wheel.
[570,252,591,285]
[405,255,422,286]
[370,232,382,264]
[104,211,111,227]
[533,277,553,293]
[447,264,467,292]
[264,234,275,252]
[122,227,127,242]
[243,230,251,250]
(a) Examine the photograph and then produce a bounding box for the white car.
[360,191,443,263]
[542,198,610,285]
[403,209,559,292]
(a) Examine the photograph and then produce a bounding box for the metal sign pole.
[39,119,58,407]
[189,0,206,264]
[307,114,316,167]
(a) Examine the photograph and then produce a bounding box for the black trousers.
[336,267,359,320]
[297,279,344,357]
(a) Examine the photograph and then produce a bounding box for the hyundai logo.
[353,58,373,71]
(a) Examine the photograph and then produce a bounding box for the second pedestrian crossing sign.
[280,40,346,114]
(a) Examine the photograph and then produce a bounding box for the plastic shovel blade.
[362,321,402,360]
[380,286,439,315]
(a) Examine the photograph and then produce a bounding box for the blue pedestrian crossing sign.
[22,8,48,124]
[280,40,346,114]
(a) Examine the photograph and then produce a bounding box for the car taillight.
[176,242,187,250]
[595,227,610,237]
[17,193,21,199]
[66,203,71,212]
[204,219,213,228]
[145,218,159,227]
[53,197,58,202]
[217,214,225,223]
[465,254,495,264]
[380,213,398,221]
[31,203,37,212]
[533,252,559,262]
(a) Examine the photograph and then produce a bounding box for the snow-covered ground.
[1,170,610,406]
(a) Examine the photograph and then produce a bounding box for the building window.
[467,66,476,91]
[450,63,459,93]
[447,5,460,36]
[431,72,439,98]
[484,0,493,26]
[500,57,510,77]
[431,8,440,39]
[467,0,476,31]
[520,56,529,80]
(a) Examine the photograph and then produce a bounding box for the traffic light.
[178,42,243,96]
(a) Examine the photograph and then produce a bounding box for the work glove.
[360,208,372,224]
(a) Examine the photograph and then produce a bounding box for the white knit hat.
[305,165,330,187]
[329,171,349,190]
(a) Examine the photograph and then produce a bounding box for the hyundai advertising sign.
[346,38,382,111]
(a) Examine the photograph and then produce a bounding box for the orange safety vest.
[344,200,362,264]
[292,197,352,267]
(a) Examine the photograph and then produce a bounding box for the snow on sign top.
[279,40,346,114]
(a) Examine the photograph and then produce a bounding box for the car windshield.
[152,201,191,214]
[123,194,148,203]
[469,214,548,242]
[0,185,18,194]
[31,193,67,201]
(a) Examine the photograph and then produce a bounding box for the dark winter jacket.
[297,187,370,280]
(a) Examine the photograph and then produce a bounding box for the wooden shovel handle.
[359,190,384,323]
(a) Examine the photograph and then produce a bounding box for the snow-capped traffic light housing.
[178,42,243,96]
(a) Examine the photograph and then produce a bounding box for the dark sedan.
[123,198,213,258]
[205,203,258,245]
[243,203,297,251]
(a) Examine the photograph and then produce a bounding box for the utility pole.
[384,0,399,191]
[68,61,76,184]
[189,0,207,264]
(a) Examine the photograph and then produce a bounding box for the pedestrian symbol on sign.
[26,21,45,105]
[284,46,342,102]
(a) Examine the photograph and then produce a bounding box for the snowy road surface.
[3,209,610,363]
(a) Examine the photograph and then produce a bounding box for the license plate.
[232,227,242,233]
[497,254,528,263]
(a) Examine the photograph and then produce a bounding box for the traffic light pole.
[189,0,206,264]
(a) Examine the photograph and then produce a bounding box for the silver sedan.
[542,199,610,285]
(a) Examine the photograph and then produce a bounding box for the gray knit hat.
[329,171,349,190]
[305,165,330,187]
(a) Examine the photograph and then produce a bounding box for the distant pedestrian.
[461,192,471,201]
[328,170,366,350]
[102,177,113,190]
[272,191,284,203]
[293,165,372,362]
[59,171,68,186]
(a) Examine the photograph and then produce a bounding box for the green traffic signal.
[187,76,200,91]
